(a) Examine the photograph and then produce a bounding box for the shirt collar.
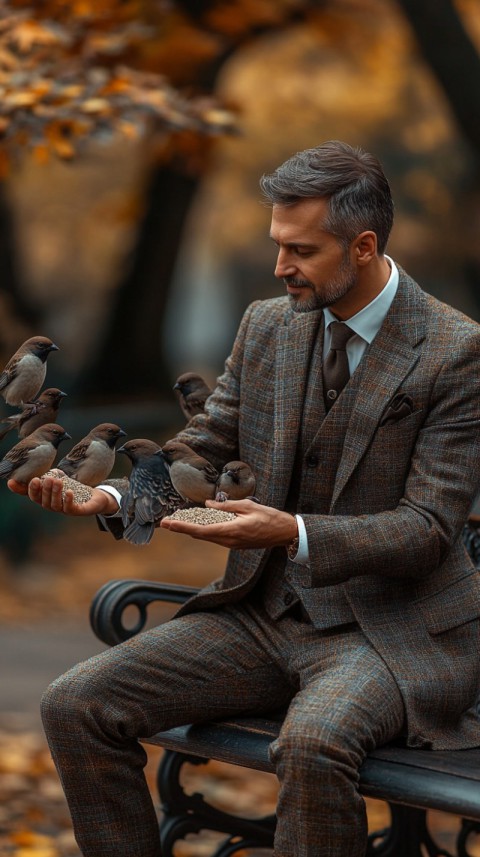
[323,256,399,344]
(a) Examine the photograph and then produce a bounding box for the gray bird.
[215,460,257,502]
[161,439,219,504]
[56,423,127,486]
[173,373,212,421]
[0,388,68,442]
[117,439,186,545]
[0,336,59,407]
[0,423,71,483]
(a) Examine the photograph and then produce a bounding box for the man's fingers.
[7,479,29,496]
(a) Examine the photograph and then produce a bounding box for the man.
[9,140,480,857]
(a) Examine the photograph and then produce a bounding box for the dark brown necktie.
[323,321,354,410]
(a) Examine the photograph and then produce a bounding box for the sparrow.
[0,423,71,483]
[0,388,68,442]
[161,439,219,504]
[0,337,59,407]
[215,460,257,502]
[116,439,186,545]
[173,372,212,421]
[56,423,127,486]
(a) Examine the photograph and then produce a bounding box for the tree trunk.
[74,163,198,401]
[396,0,480,157]
[0,181,40,343]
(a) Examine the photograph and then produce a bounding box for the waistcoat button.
[306,454,319,468]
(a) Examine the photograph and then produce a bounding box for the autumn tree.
[0,0,320,399]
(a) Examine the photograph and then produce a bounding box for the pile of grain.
[169,507,236,525]
[41,469,94,504]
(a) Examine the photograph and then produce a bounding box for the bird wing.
[121,455,183,528]
[203,461,220,484]
[0,357,20,391]
[62,439,90,464]
[0,439,35,476]
[57,439,91,476]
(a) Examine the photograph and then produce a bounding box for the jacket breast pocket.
[414,572,480,635]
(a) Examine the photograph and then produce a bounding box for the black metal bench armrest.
[89,579,200,646]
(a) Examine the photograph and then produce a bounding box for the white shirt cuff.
[97,485,123,518]
[291,514,310,565]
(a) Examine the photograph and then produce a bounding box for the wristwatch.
[286,535,299,560]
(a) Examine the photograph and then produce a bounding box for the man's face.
[270,198,357,313]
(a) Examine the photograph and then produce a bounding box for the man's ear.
[351,231,377,266]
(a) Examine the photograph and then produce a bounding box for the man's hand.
[161,499,298,550]
[8,475,119,517]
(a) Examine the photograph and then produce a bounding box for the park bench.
[89,520,480,857]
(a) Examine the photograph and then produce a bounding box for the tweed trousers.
[41,602,405,857]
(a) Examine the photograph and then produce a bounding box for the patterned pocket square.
[379,393,414,427]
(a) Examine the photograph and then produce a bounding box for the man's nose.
[274,248,296,279]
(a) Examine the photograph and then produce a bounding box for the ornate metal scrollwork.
[457,819,480,857]
[367,805,453,857]
[157,750,275,857]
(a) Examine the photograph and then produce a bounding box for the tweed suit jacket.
[167,267,480,751]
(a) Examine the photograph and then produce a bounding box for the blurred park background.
[1,0,480,854]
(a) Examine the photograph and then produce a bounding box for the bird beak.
[59,391,68,398]
[172,382,180,391]
[63,432,72,440]
[49,344,60,352]
[226,470,238,483]
[118,429,127,438]
[154,448,165,458]
[117,444,127,455]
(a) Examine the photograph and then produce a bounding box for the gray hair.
[260,140,394,254]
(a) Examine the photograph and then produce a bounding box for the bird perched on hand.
[0,423,71,483]
[56,423,126,486]
[0,336,59,407]
[0,388,68,442]
[173,372,212,421]
[161,439,219,504]
[117,438,186,545]
[215,461,257,502]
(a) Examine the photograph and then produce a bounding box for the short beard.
[287,257,357,314]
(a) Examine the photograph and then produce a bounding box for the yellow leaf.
[4,90,38,108]
[9,21,61,53]
[11,830,57,855]
[80,97,111,114]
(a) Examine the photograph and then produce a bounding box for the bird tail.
[123,520,155,545]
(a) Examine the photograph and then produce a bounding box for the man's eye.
[295,249,313,257]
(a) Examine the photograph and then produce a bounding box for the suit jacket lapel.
[329,271,428,508]
[268,309,324,508]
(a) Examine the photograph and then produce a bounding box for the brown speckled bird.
[56,423,126,486]
[117,439,186,545]
[0,388,68,442]
[173,373,212,421]
[0,423,71,483]
[215,460,257,502]
[0,337,59,407]
[161,439,219,504]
